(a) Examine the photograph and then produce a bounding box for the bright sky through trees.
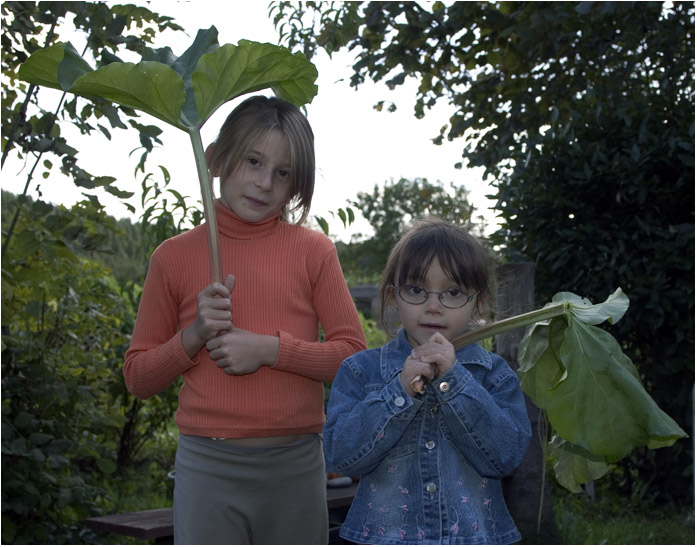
[2,0,498,240]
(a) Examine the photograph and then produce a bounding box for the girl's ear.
[474,292,490,319]
[204,144,221,177]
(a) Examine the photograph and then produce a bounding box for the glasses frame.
[392,284,479,309]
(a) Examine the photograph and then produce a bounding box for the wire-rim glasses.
[392,285,479,309]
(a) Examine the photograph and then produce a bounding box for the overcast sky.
[2,0,499,240]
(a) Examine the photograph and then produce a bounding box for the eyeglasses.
[392,285,479,309]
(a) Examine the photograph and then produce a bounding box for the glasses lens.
[441,288,469,308]
[400,285,427,304]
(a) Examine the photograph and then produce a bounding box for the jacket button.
[439,381,450,392]
[425,440,435,450]
[394,396,405,407]
[426,482,437,493]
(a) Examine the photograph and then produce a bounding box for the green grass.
[554,491,694,544]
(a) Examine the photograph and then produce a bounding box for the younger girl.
[323,218,531,545]
[124,95,367,544]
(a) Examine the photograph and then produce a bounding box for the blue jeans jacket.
[324,329,531,545]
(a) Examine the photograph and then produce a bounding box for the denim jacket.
[324,329,531,545]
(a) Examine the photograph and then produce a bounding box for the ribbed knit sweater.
[124,200,367,438]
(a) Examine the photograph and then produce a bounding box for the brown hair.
[206,95,315,224]
[378,217,493,332]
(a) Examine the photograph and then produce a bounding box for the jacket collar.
[380,328,493,383]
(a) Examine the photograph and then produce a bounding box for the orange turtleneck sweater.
[124,201,367,439]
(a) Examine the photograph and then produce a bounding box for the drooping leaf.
[315,216,329,236]
[518,290,688,473]
[549,435,610,493]
[517,317,566,405]
[557,287,629,325]
[552,316,675,458]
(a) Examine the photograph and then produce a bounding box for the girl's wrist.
[263,334,281,366]
[181,324,205,359]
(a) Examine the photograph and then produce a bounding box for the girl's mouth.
[421,323,446,331]
[245,196,268,207]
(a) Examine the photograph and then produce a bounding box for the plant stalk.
[452,302,567,349]
[189,130,222,284]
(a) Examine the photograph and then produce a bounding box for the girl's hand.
[406,332,456,394]
[182,274,235,358]
[207,328,280,376]
[413,332,457,377]
[401,351,437,397]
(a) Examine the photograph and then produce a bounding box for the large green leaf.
[69,61,187,128]
[518,290,688,486]
[549,316,684,459]
[18,31,319,132]
[191,39,318,124]
[18,43,187,128]
[16,42,88,90]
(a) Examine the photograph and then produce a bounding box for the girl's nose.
[425,292,443,312]
[256,169,273,190]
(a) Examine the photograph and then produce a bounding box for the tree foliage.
[2,1,182,203]
[337,177,480,283]
[271,1,695,502]
[1,3,194,542]
[1,188,192,543]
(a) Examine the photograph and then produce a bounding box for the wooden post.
[495,263,559,543]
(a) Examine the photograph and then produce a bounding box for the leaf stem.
[453,302,567,349]
[189,130,222,284]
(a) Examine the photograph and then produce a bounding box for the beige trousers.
[173,434,328,544]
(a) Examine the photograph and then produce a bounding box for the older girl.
[124,95,367,544]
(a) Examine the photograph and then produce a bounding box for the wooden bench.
[85,482,358,544]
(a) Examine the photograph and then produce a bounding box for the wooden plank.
[326,482,358,509]
[85,507,173,540]
[85,483,358,540]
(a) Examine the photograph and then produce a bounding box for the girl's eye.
[447,288,464,297]
[247,157,260,166]
[405,285,425,296]
[278,169,290,179]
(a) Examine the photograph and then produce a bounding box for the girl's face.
[219,129,293,223]
[394,258,478,348]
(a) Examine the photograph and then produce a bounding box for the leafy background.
[2,1,694,544]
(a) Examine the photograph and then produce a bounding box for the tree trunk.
[496,263,560,544]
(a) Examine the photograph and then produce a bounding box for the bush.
[1,198,178,543]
